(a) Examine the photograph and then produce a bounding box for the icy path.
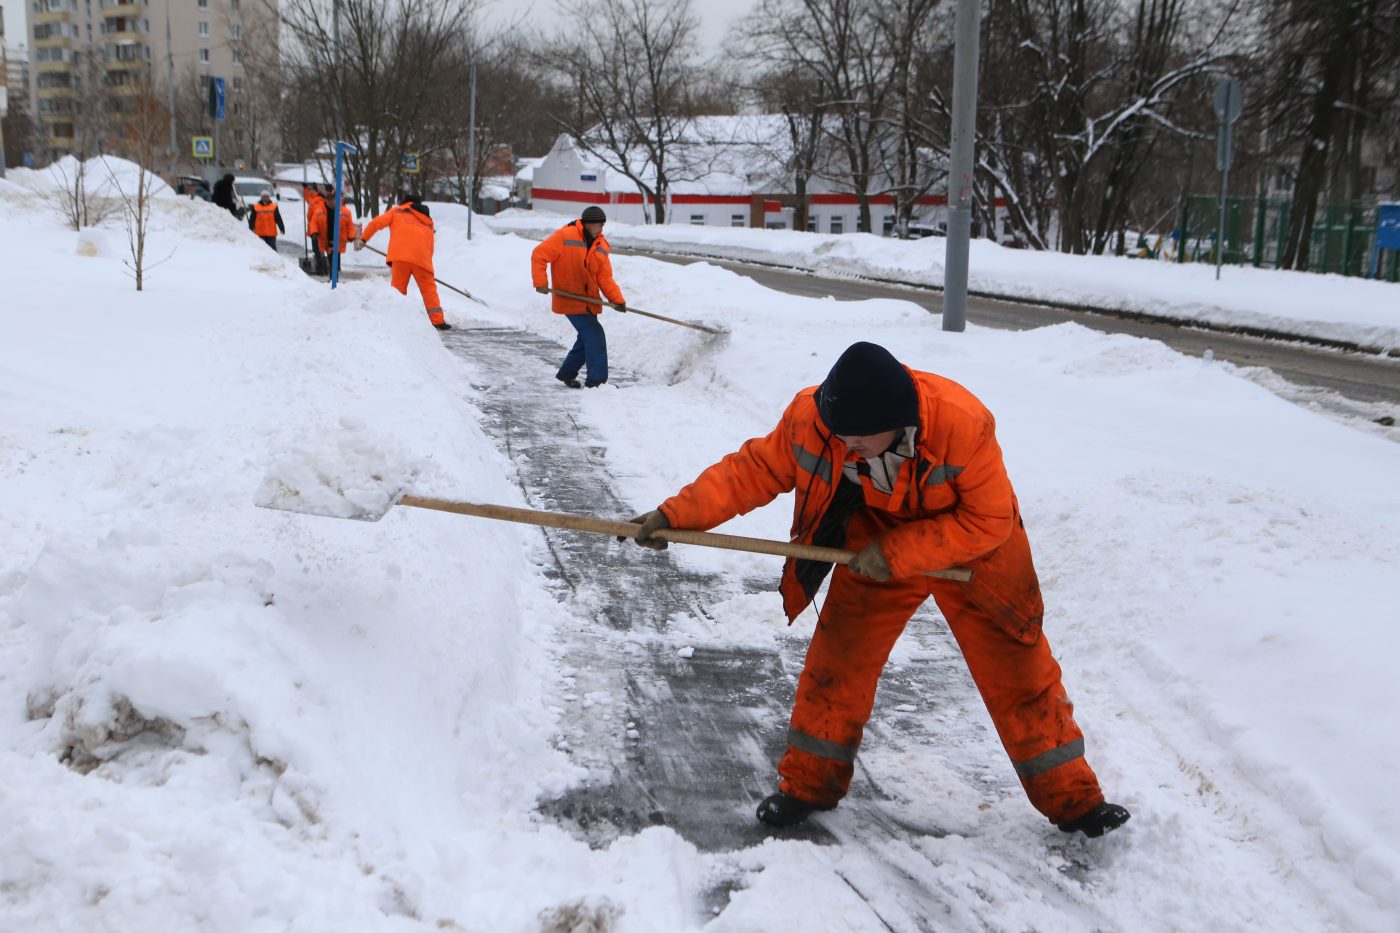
[437,323,1136,930]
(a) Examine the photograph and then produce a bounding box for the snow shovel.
[358,242,488,306]
[542,287,723,335]
[263,490,972,581]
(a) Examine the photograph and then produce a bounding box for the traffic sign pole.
[1213,77,1243,281]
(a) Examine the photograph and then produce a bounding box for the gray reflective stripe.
[596,247,609,255]
[792,444,832,484]
[1013,737,1085,780]
[787,727,857,763]
[924,464,965,486]
[563,239,586,247]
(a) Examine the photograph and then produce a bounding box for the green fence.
[1173,196,1399,282]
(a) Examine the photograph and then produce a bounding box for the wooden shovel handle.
[398,496,972,581]
[544,287,722,335]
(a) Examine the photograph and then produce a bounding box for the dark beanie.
[581,205,607,223]
[816,342,920,435]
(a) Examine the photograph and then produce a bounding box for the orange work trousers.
[778,511,1105,826]
[390,261,444,324]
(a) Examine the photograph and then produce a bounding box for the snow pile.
[254,414,423,521]
[7,154,175,201]
[490,209,1400,352]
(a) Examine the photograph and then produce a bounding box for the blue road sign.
[22,151,34,167]
[402,152,420,174]
[1369,203,1400,278]
[213,77,226,121]
[192,136,214,158]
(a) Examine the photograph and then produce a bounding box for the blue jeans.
[559,313,608,383]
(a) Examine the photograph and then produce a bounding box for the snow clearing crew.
[247,189,285,250]
[530,205,626,388]
[356,193,449,332]
[624,341,1131,838]
[304,184,328,276]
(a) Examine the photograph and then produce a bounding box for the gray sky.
[2,0,754,55]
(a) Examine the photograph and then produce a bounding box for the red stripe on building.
[534,187,1003,208]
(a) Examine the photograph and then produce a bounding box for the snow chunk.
[253,422,424,521]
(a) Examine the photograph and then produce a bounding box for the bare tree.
[278,0,480,216]
[545,0,702,224]
[1263,0,1400,270]
[103,72,173,291]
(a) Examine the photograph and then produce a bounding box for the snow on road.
[1,167,1397,930]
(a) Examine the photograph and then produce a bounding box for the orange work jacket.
[250,201,279,237]
[305,192,327,240]
[332,205,356,254]
[659,369,1034,625]
[530,220,624,314]
[360,203,435,271]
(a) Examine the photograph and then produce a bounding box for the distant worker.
[356,193,449,331]
[530,205,626,389]
[624,341,1131,839]
[304,184,328,276]
[246,189,285,251]
[211,173,242,220]
[331,197,357,264]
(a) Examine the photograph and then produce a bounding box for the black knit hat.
[581,205,607,223]
[816,342,920,436]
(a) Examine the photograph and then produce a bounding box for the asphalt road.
[634,250,1400,417]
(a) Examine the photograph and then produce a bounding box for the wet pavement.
[436,322,1114,929]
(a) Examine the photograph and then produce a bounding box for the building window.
[689,214,705,225]
[806,215,817,232]
[198,21,208,36]
[231,0,239,7]
[830,216,844,234]
[232,23,241,39]
[197,0,207,6]
[199,48,209,63]
[730,214,745,227]
[232,50,242,65]
[232,76,242,90]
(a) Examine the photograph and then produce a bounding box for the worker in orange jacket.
[530,205,626,388]
[303,185,328,276]
[356,193,448,331]
[625,342,1130,838]
[246,188,284,250]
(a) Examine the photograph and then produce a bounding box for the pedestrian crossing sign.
[403,152,420,174]
[192,136,214,158]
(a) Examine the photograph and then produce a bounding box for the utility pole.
[467,62,477,241]
[166,0,175,158]
[941,0,982,332]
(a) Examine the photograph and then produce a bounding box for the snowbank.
[491,209,1400,353]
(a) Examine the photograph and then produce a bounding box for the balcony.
[103,1,140,14]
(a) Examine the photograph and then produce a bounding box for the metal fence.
[1167,197,1399,282]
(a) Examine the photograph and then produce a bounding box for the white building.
[530,115,953,233]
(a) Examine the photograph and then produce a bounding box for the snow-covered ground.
[491,210,1400,354]
[2,163,1398,930]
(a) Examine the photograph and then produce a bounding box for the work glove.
[353,238,365,251]
[612,302,628,313]
[622,510,670,550]
[535,285,550,294]
[847,539,892,581]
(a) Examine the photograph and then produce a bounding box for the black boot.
[556,374,582,389]
[756,792,835,828]
[433,322,452,331]
[584,378,607,388]
[1057,802,1131,838]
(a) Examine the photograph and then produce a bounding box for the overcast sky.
[1,0,752,55]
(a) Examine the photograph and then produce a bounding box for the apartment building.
[28,0,275,161]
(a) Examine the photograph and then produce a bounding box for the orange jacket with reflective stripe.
[659,369,1029,622]
[530,220,624,314]
[360,203,435,271]
[250,200,280,237]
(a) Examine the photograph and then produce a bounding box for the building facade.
[27,0,274,163]
[529,125,954,235]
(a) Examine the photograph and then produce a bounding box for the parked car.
[905,223,946,239]
[176,176,212,202]
[231,175,275,210]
